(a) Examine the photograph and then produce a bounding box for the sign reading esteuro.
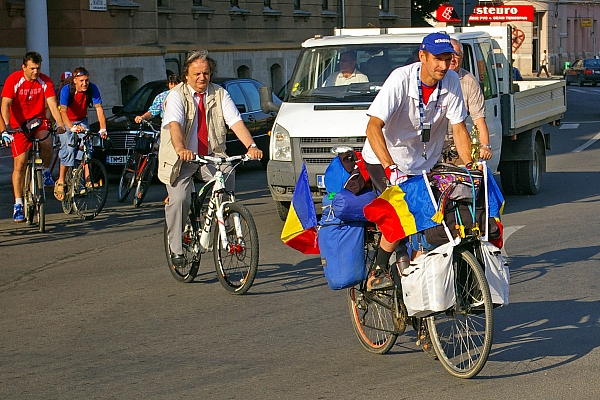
[90,0,107,11]
[436,5,535,23]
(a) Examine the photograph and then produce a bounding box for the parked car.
[91,78,281,171]
[564,58,600,86]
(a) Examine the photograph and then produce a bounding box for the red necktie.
[196,92,208,156]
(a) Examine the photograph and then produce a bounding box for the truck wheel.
[500,161,520,195]
[517,140,543,195]
[276,201,290,221]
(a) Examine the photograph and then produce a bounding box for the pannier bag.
[480,241,510,306]
[319,197,367,290]
[401,241,456,317]
[424,163,500,246]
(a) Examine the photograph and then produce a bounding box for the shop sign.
[580,18,593,28]
[436,5,535,23]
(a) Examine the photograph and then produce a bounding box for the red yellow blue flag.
[363,175,438,242]
[281,164,320,254]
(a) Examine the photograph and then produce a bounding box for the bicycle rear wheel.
[427,245,494,379]
[117,154,136,202]
[164,215,200,283]
[133,154,156,207]
[72,158,108,220]
[213,202,259,295]
[347,227,403,354]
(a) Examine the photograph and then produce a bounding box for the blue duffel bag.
[319,198,367,290]
[331,188,376,222]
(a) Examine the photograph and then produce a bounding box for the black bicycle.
[1,124,53,232]
[117,120,159,207]
[348,226,494,378]
[61,130,109,220]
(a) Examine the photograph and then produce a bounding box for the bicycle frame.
[191,155,248,254]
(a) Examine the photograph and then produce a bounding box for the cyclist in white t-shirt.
[361,32,475,291]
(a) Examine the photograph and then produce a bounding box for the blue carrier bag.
[319,197,367,290]
[331,188,376,222]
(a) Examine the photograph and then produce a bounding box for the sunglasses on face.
[74,70,90,77]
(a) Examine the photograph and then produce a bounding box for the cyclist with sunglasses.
[1,51,66,222]
[54,67,108,201]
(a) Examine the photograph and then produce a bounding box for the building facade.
[0,0,410,122]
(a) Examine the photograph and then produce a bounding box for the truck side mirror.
[260,86,280,113]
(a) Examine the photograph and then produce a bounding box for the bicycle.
[117,120,159,207]
[61,130,109,220]
[163,154,259,295]
[348,225,494,378]
[1,124,53,233]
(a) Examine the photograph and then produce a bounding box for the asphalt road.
[1,85,599,398]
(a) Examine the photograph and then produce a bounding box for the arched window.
[237,65,251,78]
[120,75,139,104]
[270,63,283,93]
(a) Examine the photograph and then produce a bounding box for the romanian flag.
[485,166,505,248]
[363,175,438,242]
[280,164,320,254]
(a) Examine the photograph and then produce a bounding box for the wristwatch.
[481,144,491,149]
[247,143,258,150]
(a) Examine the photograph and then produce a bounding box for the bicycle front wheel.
[117,154,136,202]
[164,216,200,283]
[35,169,45,233]
[133,154,156,207]
[72,159,108,220]
[24,167,34,225]
[427,246,494,379]
[62,167,74,215]
[213,202,259,295]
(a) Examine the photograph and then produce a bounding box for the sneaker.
[367,270,394,291]
[13,204,24,223]
[43,170,55,188]
[170,252,185,267]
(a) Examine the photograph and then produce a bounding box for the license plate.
[107,155,128,165]
[317,174,325,189]
[595,71,600,74]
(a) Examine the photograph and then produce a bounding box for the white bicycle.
[163,154,259,294]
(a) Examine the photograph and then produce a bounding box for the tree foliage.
[411,0,445,27]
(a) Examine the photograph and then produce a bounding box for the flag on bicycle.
[281,163,320,254]
[485,165,505,248]
[363,175,438,242]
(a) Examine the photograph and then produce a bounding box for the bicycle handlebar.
[139,119,160,133]
[190,153,251,165]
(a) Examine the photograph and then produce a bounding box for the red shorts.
[11,119,52,158]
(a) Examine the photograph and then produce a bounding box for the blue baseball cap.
[420,33,457,56]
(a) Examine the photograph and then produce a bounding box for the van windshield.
[287,43,419,102]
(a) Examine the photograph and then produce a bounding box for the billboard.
[436,5,535,23]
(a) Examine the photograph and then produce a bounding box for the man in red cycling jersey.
[1,51,66,222]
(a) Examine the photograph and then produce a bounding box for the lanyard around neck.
[416,66,441,135]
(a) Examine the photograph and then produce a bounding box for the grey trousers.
[165,161,235,255]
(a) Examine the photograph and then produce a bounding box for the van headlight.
[271,124,291,162]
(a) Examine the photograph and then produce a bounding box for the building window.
[322,0,328,10]
[231,0,239,7]
[294,0,300,10]
[157,0,163,7]
[380,0,389,13]
[270,63,283,94]
[193,0,202,6]
[120,75,139,105]
[237,65,251,78]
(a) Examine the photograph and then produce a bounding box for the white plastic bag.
[480,241,509,306]
[401,242,456,318]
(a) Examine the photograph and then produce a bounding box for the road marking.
[572,131,600,152]
[502,225,524,258]
[568,88,600,94]
[559,123,579,129]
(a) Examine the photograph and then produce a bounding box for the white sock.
[15,198,23,205]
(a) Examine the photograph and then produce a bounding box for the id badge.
[421,123,431,142]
